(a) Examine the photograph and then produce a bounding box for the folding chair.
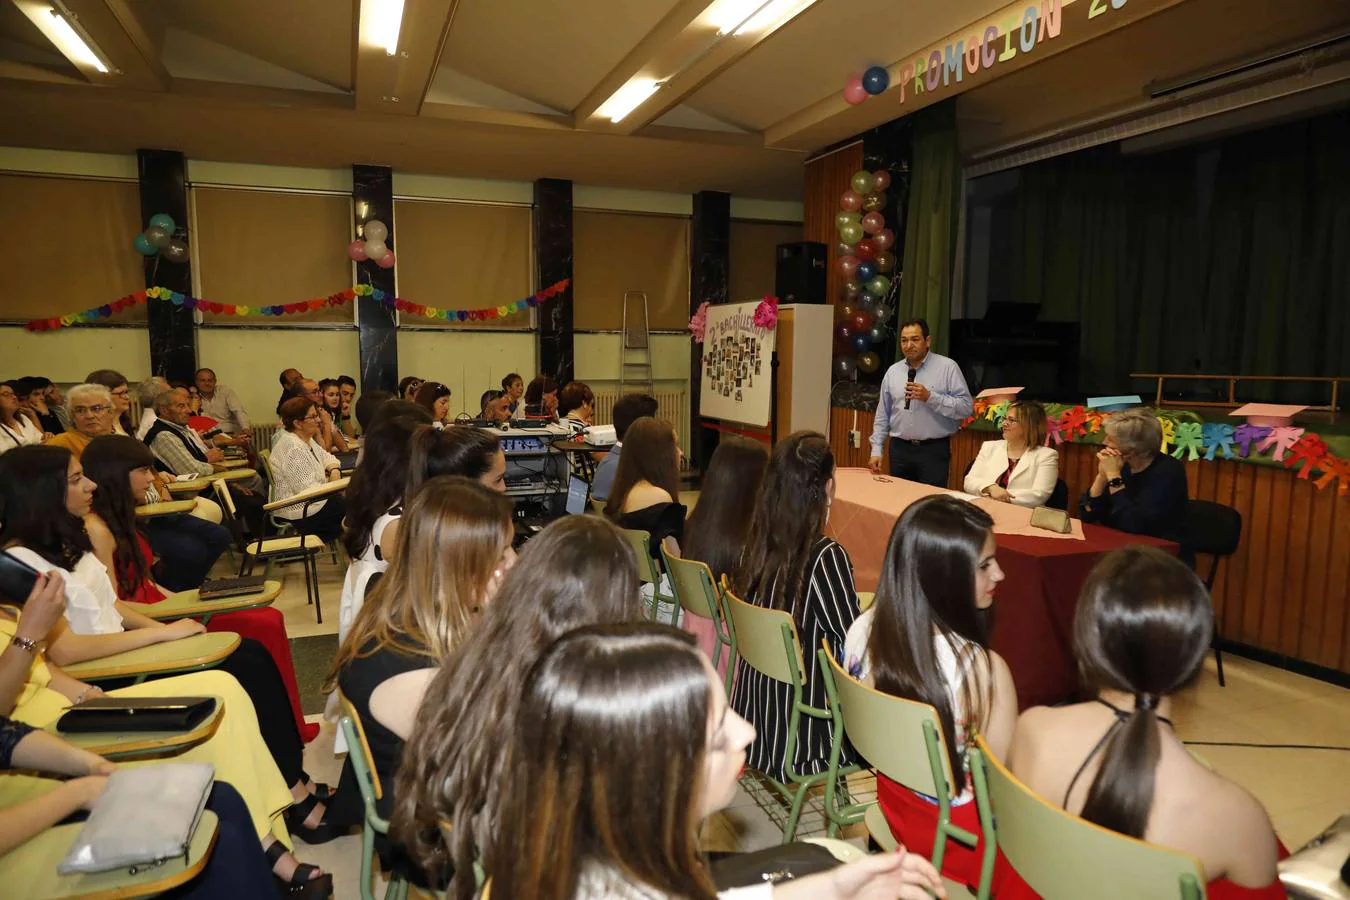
[620,528,677,624]
[338,692,409,900]
[660,548,734,695]
[213,479,325,623]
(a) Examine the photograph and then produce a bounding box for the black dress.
[616,502,687,558]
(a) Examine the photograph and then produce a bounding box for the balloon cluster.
[132,213,190,264]
[346,219,395,270]
[834,169,896,379]
[843,66,889,105]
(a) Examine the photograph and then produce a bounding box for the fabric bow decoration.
[753,295,779,329]
[1201,424,1236,461]
[1170,422,1205,461]
[689,301,710,343]
[1156,417,1176,454]
[1059,406,1089,440]
[1314,454,1350,496]
[1284,433,1328,478]
[1085,410,1105,434]
[1255,425,1304,462]
[1233,423,1272,458]
[1045,415,1066,446]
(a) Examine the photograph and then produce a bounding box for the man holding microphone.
[868,318,973,487]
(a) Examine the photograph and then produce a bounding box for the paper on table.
[976,387,1024,400]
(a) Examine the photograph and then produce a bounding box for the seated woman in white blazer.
[964,399,1060,507]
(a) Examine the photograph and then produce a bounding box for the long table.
[827,468,1175,709]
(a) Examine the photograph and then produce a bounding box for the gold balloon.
[874,250,896,273]
[862,192,888,212]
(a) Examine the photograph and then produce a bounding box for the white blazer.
[963,440,1060,508]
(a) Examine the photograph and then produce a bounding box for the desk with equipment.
[494,423,571,531]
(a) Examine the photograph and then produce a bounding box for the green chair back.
[722,587,801,685]
[821,648,995,896]
[338,692,408,900]
[661,549,732,679]
[257,448,277,496]
[620,528,661,585]
[971,736,1206,900]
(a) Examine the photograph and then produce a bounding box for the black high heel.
[284,793,346,845]
[264,838,334,898]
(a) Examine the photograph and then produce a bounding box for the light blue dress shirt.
[869,352,974,454]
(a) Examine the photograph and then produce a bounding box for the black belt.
[890,435,950,446]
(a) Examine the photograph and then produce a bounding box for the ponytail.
[1079,694,1162,838]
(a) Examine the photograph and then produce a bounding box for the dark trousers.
[888,436,952,489]
[142,515,232,591]
[290,495,346,544]
[163,783,275,899]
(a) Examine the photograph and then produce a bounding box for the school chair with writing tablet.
[212,479,325,622]
[338,692,408,900]
[661,549,733,694]
[820,646,996,900]
[619,528,677,625]
[970,735,1207,900]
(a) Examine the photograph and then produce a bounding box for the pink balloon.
[346,239,368,262]
[837,255,860,278]
[376,250,396,269]
[861,212,885,235]
[843,75,867,105]
[873,170,892,192]
[873,228,896,251]
[839,190,863,212]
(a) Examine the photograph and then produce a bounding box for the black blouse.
[0,716,34,769]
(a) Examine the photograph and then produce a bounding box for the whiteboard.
[699,301,776,427]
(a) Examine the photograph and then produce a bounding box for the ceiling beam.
[354,0,462,115]
[11,0,168,90]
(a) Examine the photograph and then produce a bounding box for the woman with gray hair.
[1080,408,1190,557]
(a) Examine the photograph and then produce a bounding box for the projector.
[584,424,617,446]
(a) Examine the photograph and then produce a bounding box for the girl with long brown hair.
[324,476,515,883]
[490,623,946,900]
[604,416,685,552]
[391,515,645,900]
[1005,547,1282,899]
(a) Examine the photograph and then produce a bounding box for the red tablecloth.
[828,469,1175,709]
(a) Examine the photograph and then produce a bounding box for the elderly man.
[134,376,171,440]
[195,368,251,440]
[46,384,116,457]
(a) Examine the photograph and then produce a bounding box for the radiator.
[592,387,690,468]
[250,423,279,447]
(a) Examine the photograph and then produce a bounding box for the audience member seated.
[325,477,514,885]
[488,623,946,900]
[81,435,315,742]
[682,435,768,670]
[413,381,452,429]
[298,379,348,454]
[392,516,643,899]
[1005,546,1283,899]
[46,383,116,458]
[318,378,347,439]
[83,369,135,436]
[353,390,395,434]
[406,426,507,500]
[842,496,1017,892]
[270,397,347,542]
[730,431,860,784]
[556,381,595,436]
[398,376,424,403]
[592,392,658,503]
[963,400,1059,507]
[0,482,333,894]
[16,376,67,434]
[523,374,557,418]
[0,381,43,453]
[1080,408,1190,558]
[501,372,524,417]
[195,367,252,439]
[133,376,170,439]
[604,417,686,558]
[478,389,512,424]
[337,375,358,436]
[280,367,304,389]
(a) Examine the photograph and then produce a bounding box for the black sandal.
[284,792,346,845]
[264,838,334,898]
[299,771,334,803]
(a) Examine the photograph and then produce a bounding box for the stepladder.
[621,290,654,395]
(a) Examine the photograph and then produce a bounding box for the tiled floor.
[253,547,1350,898]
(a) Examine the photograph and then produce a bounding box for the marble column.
[534,178,573,385]
[690,191,730,469]
[137,149,195,382]
[353,164,399,393]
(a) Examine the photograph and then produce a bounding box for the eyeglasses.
[72,405,112,416]
[303,413,322,422]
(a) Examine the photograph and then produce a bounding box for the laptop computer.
[565,475,591,516]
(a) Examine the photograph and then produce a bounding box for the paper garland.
[23,279,571,331]
[963,400,1350,495]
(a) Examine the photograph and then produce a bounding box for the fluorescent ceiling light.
[45,7,108,73]
[596,78,661,123]
[368,0,406,55]
[707,0,814,36]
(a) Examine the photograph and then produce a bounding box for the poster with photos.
[699,300,776,427]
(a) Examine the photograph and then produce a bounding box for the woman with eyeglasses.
[270,397,347,543]
[0,381,44,453]
[962,400,1059,508]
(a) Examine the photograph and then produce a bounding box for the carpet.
[290,633,339,715]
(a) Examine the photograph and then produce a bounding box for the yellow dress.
[0,614,294,847]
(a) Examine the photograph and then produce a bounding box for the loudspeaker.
[775,241,827,304]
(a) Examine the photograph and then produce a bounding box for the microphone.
[904,367,916,410]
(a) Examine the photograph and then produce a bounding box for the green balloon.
[867,275,891,296]
[839,222,864,244]
[148,213,176,233]
[834,211,861,230]
[851,170,873,195]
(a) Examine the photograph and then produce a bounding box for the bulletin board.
[699,300,776,428]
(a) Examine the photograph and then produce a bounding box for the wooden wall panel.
[828,408,1350,674]
[804,143,863,316]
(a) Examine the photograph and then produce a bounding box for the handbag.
[1029,505,1072,534]
[59,762,214,874]
[56,696,216,733]
[709,842,842,889]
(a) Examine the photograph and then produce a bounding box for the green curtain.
[899,101,961,353]
[997,109,1350,402]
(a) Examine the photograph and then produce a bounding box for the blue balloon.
[856,261,877,283]
[850,333,870,353]
[863,66,890,95]
[133,233,156,256]
[148,213,176,233]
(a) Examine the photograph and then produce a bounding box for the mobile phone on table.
[0,551,40,606]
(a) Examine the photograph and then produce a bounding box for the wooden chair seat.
[262,477,350,512]
[134,500,198,518]
[48,696,224,760]
[244,535,325,555]
[126,581,281,624]
[63,632,240,684]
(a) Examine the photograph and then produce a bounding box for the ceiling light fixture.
[596,78,662,123]
[45,5,109,73]
[368,0,406,56]
[707,0,815,36]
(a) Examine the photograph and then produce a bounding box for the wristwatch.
[9,635,42,655]
[1107,477,1125,489]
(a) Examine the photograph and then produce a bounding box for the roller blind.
[393,200,532,328]
[574,211,689,330]
[193,188,353,324]
[0,175,145,322]
[730,219,802,304]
